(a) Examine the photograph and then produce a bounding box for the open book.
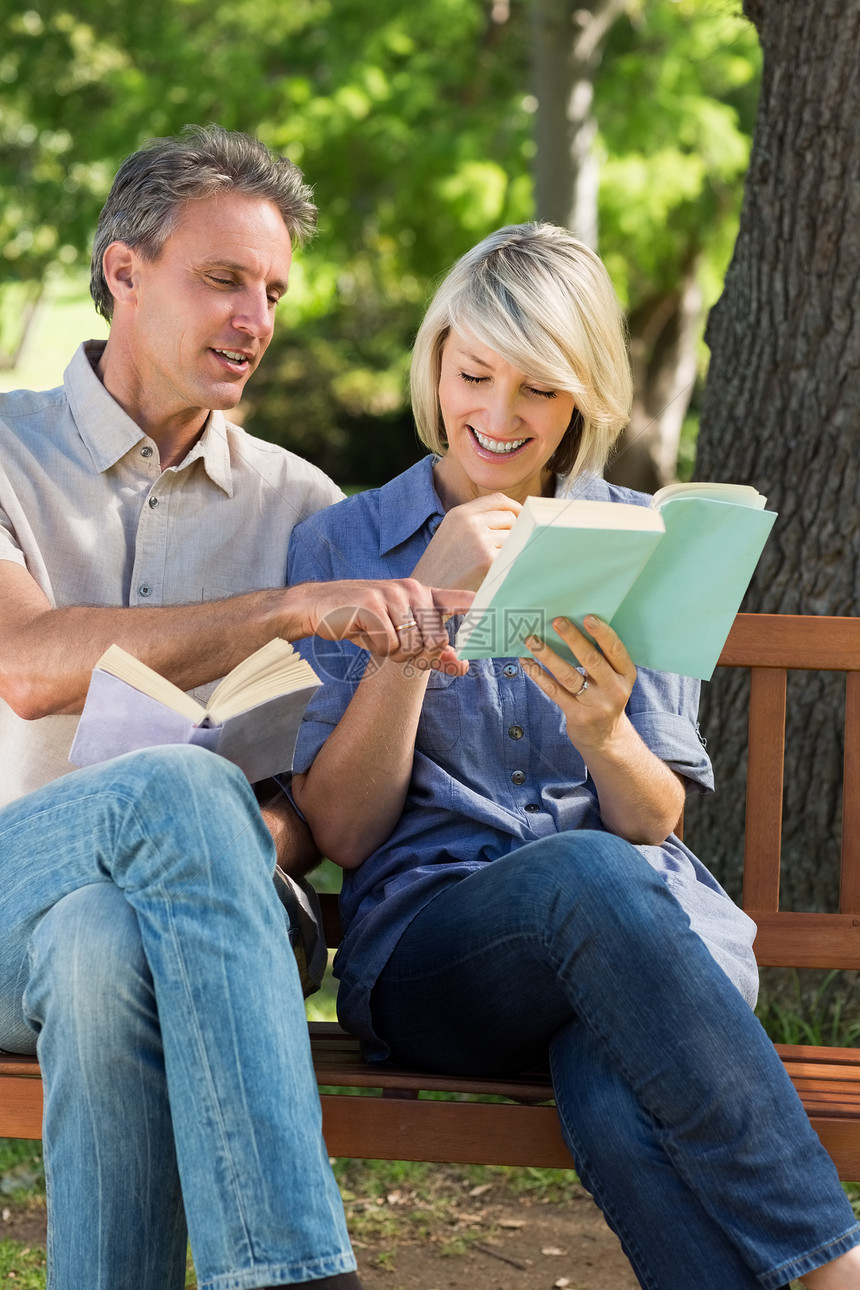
[69,638,321,782]
[454,481,777,680]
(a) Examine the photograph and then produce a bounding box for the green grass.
[755,970,860,1048]
[0,1139,44,1199]
[0,1241,47,1286]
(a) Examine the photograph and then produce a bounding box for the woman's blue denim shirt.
[287,457,759,1058]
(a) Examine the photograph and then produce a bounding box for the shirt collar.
[374,459,619,557]
[65,341,145,473]
[64,340,234,496]
[175,413,234,496]
[554,470,611,501]
[377,456,445,555]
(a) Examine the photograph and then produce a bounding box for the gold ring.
[396,618,419,633]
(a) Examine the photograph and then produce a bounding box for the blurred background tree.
[1,0,759,486]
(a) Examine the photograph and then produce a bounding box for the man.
[0,125,468,1290]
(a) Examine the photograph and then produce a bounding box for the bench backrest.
[716,613,860,970]
[319,613,860,970]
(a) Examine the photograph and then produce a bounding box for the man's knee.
[106,743,253,812]
[89,746,273,890]
[24,884,154,1054]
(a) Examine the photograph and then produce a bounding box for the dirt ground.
[348,1175,639,1290]
[2,1168,638,1290]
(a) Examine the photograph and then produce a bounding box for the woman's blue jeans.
[370,832,860,1290]
[0,746,354,1290]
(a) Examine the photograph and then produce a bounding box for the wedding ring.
[574,676,590,699]
[396,617,419,633]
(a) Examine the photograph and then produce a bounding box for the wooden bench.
[3,613,860,1176]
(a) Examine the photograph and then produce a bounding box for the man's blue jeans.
[369,832,860,1290]
[0,746,355,1290]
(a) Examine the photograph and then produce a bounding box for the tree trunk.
[531,0,627,247]
[532,0,701,491]
[686,1,860,916]
[606,264,701,492]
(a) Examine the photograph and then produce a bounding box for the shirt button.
[524,803,540,813]
[503,663,518,679]
[511,770,526,786]
[148,496,159,509]
[140,445,154,458]
[508,725,524,740]
[138,584,152,598]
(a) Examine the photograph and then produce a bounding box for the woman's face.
[434,328,575,507]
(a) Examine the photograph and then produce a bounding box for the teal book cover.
[610,498,776,677]
[455,490,776,680]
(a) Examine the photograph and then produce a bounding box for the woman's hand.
[520,615,685,845]
[521,615,635,756]
[411,493,522,591]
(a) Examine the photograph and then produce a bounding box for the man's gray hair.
[90,124,317,320]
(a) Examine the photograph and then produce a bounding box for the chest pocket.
[416,670,462,754]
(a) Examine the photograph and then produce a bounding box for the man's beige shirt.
[0,341,343,807]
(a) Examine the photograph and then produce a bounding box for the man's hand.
[288,578,475,675]
[0,561,474,720]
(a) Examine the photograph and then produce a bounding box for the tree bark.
[686,1,860,914]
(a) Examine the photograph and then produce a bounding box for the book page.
[206,637,320,722]
[652,481,767,510]
[95,644,203,721]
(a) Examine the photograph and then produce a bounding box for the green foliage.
[1,0,761,482]
[598,0,761,310]
[756,971,860,1048]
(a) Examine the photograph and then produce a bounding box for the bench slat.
[319,1095,574,1168]
[719,614,860,670]
[6,1037,860,1176]
[742,668,787,911]
[750,911,860,969]
[0,1077,42,1141]
[842,671,860,912]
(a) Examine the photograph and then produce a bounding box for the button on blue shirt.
[288,457,758,1056]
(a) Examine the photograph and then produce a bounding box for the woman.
[287,224,860,1289]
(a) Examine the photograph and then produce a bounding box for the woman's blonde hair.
[410,223,632,480]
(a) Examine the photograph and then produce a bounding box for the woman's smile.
[434,328,575,506]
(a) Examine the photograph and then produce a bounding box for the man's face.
[124,190,293,420]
